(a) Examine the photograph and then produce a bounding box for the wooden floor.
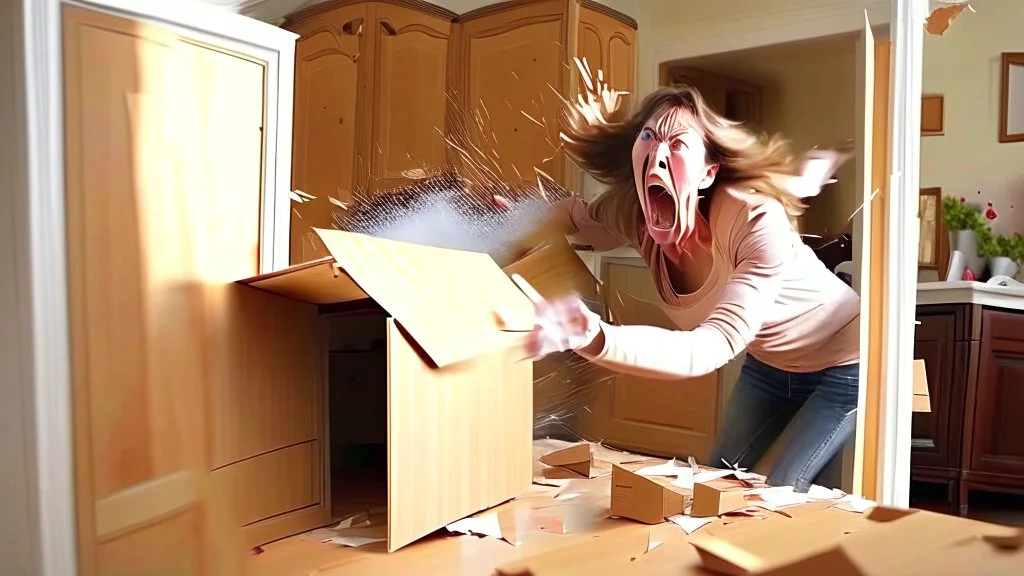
[248,477,710,576]
[248,442,718,576]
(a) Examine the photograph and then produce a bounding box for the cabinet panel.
[911,312,957,469]
[290,4,367,264]
[370,4,452,193]
[576,4,636,109]
[970,310,1024,477]
[459,1,568,185]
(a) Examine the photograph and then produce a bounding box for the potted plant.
[942,195,988,277]
[979,230,1024,279]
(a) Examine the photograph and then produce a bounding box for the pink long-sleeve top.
[568,188,860,379]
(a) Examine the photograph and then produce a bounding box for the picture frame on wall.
[918,187,948,271]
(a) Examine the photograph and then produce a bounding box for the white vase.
[949,229,986,278]
[989,256,1019,279]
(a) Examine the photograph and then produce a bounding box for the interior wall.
[760,40,859,236]
[0,0,43,573]
[920,0,1023,237]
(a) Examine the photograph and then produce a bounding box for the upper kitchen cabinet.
[451,0,637,191]
[285,0,456,264]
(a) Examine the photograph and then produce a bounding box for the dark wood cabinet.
[912,303,1024,515]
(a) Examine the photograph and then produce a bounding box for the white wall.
[0,0,43,573]
[921,0,1024,236]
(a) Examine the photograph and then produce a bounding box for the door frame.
[651,0,924,508]
[7,0,295,573]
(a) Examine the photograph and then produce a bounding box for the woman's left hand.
[526,294,604,359]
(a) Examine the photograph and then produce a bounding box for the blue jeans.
[707,355,859,492]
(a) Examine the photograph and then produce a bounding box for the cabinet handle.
[341,17,364,36]
[379,20,397,36]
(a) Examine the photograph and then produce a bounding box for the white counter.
[917,281,1024,311]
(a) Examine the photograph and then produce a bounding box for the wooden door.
[581,262,725,462]
[63,6,246,574]
[368,3,452,193]
[854,18,893,499]
[455,0,569,186]
[63,4,323,572]
[288,3,368,264]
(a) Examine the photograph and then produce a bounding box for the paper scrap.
[323,536,385,547]
[667,514,713,535]
[835,494,877,513]
[693,469,739,484]
[446,514,504,541]
[331,512,370,529]
[671,473,695,490]
[634,458,687,477]
[924,1,973,36]
[647,534,663,553]
[807,485,846,501]
[756,487,811,509]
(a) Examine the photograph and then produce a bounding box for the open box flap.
[316,228,535,367]
[242,257,371,304]
[501,235,600,302]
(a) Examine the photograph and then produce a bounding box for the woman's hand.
[526,294,604,360]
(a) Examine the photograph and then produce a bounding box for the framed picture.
[918,187,948,270]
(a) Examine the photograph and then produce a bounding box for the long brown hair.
[561,84,805,239]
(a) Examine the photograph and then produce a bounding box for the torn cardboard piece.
[691,474,771,518]
[924,1,974,36]
[446,509,521,546]
[609,464,692,524]
[539,442,594,479]
[912,358,931,413]
[689,505,1024,576]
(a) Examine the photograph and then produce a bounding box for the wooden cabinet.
[912,303,1024,515]
[285,0,456,264]
[452,0,637,191]
[62,4,302,573]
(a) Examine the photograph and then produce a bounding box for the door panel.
[63,5,276,573]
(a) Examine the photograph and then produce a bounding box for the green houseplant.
[941,195,988,277]
[978,231,1024,279]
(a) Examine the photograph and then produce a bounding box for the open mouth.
[645,183,677,230]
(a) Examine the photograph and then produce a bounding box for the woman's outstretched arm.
[575,200,793,379]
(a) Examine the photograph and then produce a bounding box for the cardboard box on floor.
[689,505,1024,575]
[237,228,554,552]
[610,463,693,524]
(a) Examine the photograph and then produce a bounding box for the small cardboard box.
[238,228,541,552]
[689,505,1024,575]
[539,442,594,479]
[609,463,692,524]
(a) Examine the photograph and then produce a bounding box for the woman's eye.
[670,140,683,152]
[640,131,653,141]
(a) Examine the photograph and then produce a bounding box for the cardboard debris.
[912,358,931,413]
[609,463,692,524]
[689,505,1024,576]
[691,474,770,518]
[924,1,973,36]
[539,442,593,479]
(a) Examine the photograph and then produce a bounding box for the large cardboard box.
[238,228,540,551]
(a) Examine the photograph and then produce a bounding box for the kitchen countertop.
[917,281,1024,311]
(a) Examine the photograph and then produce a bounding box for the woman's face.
[631,106,718,247]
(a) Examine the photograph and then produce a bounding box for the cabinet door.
[289,4,368,264]
[576,4,636,110]
[63,6,247,574]
[970,310,1024,477]
[368,3,452,193]
[582,262,721,461]
[457,0,568,186]
[911,312,959,470]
